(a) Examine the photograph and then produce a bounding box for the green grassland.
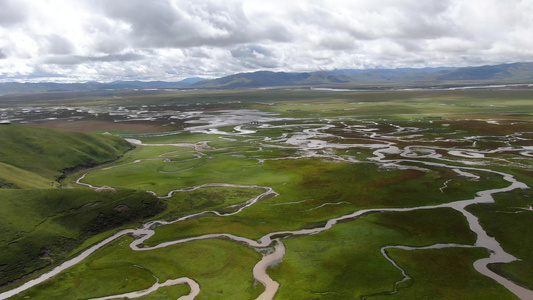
[80,152,288,195]
[0,88,532,299]
[139,284,191,300]
[371,248,514,299]
[242,89,533,119]
[0,124,132,181]
[0,188,164,287]
[12,237,263,300]
[0,124,166,289]
[5,88,531,118]
[268,208,509,299]
[156,186,264,220]
[138,132,223,144]
[142,158,507,245]
[0,162,53,189]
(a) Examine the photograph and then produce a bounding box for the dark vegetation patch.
[0,179,15,188]
[35,119,168,134]
[267,159,498,209]
[161,187,263,218]
[0,124,167,289]
[0,188,166,288]
[270,208,479,299]
[381,248,514,299]
[0,88,531,298]
[0,124,132,181]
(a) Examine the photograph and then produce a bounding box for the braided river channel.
[2,112,533,299]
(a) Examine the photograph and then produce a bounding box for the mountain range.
[192,62,533,88]
[1,62,532,94]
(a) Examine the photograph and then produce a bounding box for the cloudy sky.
[1,0,532,82]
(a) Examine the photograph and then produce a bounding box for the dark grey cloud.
[43,35,75,55]
[43,53,145,65]
[230,45,279,69]
[93,35,128,55]
[303,0,453,42]
[1,0,533,82]
[91,0,290,49]
[92,53,145,62]
[382,0,453,39]
[318,34,356,50]
[183,48,211,58]
[26,70,68,79]
[231,45,272,59]
[95,0,183,47]
[0,0,27,27]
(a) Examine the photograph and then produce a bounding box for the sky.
[1,0,532,83]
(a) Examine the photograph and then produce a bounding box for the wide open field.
[1,87,532,299]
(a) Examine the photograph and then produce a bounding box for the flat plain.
[0,87,532,299]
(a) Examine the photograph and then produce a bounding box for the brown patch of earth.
[31,119,167,133]
[95,185,116,192]
[114,204,130,213]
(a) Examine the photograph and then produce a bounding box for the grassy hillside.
[189,62,533,88]
[0,124,167,288]
[0,188,166,287]
[0,162,53,189]
[0,124,132,183]
[192,70,352,88]
[433,62,533,81]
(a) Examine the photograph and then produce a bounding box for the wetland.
[0,87,532,299]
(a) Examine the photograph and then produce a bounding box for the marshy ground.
[1,87,532,299]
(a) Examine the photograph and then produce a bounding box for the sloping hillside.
[0,125,166,287]
[1,62,531,93]
[0,188,165,286]
[0,124,132,185]
[432,62,533,81]
[0,78,204,94]
[193,71,352,88]
[192,62,533,88]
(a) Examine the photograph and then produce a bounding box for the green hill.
[192,71,352,88]
[432,62,533,81]
[0,124,132,185]
[0,124,166,288]
[0,162,52,189]
[192,62,533,88]
[0,188,165,287]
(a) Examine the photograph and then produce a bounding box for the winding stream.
[1,120,532,299]
[90,277,200,300]
[361,243,477,299]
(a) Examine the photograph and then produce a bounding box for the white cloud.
[0,0,28,27]
[0,0,532,82]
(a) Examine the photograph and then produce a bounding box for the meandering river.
[1,123,532,299]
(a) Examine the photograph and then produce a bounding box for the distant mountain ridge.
[191,71,353,88]
[0,78,205,95]
[192,62,533,88]
[1,62,532,94]
[432,63,533,81]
